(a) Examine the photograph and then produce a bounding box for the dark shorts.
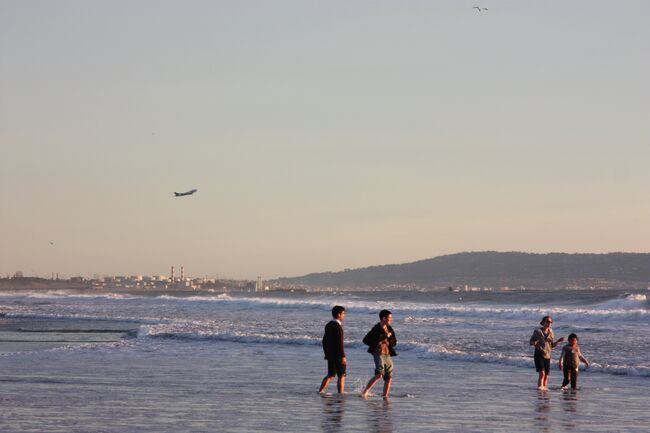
[327,357,346,377]
[534,353,550,374]
[562,365,579,389]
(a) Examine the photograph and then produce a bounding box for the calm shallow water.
[1,289,649,432]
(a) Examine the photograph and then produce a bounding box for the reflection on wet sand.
[534,389,551,433]
[560,389,579,429]
[366,398,393,433]
[321,395,345,433]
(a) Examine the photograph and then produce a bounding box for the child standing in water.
[559,333,589,389]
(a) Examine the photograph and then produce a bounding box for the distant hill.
[274,252,650,289]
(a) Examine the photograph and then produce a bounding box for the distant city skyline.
[2,1,649,279]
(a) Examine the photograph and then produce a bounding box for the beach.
[1,289,648,432]
[3,3,649,432]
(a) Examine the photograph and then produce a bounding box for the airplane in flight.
[174,189,198,197]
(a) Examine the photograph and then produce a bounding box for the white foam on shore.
[0,290,143,300]
[137,324,650,378]
[4,290,647,322]
[594,294,647,310]
[140,322,322,346]
[3,291,647,319]
[3,307,648,378]
[3,312,158,324]
[151,294,650,322]
[3,291,648,378]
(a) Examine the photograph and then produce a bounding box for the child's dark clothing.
[561,344,585,389]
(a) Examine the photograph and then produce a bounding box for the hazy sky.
[1,1,649,280]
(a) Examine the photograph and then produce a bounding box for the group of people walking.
[319,306,396,398]
[319,307,590,398]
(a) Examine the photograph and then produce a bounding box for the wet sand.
[1,334,648,433]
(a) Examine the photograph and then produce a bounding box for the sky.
[1,0,649,280]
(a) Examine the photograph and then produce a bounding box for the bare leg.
[337,375,346,394]
[537,371,546,389]
[361,374,382,398]
[382,377,392,398]
[542,372,549,389]
[319,375,334,393]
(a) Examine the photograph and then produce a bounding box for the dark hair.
[379,309,392,320]
[568,333,578,341]
[540,316,552,325]
[331,305,345,318]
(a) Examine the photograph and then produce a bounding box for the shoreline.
[2,337,648,433]
[0,315,139,354]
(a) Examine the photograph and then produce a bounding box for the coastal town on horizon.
[4,251,650,292]
[0,266,270,292]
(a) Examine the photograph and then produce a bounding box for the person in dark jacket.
[319,305,347,394]
[361,309,397,398]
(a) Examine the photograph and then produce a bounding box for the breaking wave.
[2,312,158,324]
[0,290,143,300]
[594,294,647,310]
[137,325,650,378]
[2,292,647,323]
[150,293,650,322]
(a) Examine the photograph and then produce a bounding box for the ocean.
[1,288,648,432]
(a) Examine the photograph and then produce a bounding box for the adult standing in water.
[319,306,347,394]
[530,315,564,390]
[361,309,397,399]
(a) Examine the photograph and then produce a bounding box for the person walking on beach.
[361,309,397,399]
[559,333,589,390]
[530,315,564,390]
[319,305,347,394]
